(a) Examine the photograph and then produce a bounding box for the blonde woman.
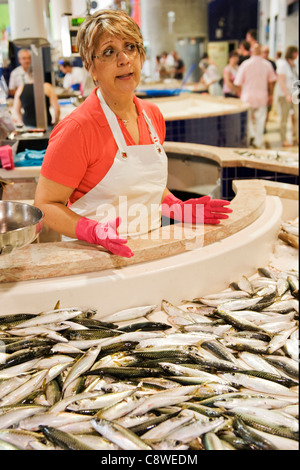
[34,10,231,257]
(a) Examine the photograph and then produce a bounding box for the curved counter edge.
[164,142,299,176]
[0,194,282,315]
[0,179,267,283]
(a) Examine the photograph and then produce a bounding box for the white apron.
[68,88,168,238]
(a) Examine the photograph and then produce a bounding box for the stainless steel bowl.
[0,201,44,255]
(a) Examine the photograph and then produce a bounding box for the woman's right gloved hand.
[75,216,134,258]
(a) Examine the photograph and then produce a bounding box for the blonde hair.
[77,9,145,73]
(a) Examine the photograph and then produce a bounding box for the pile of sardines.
[0,266,298,450]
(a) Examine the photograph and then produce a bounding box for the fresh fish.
[276,277,290,296]
[0,359,40,379]
[19,412,90,431]
[0,371,48,407]
[49,390,104,413]
[67,389,136,412]
[41,426,93,450]
[250,427,299,451]
[62,433,120,450]
[194,290,251,301]
[62,345,101,393]
[203,431,227,450]
[235,275,255,295]
[98,395,142,421]
[0,346,52,371]
[161,300,186,316]
[262,299,298,314]
[238,352,283,376]
[140,411,193,440]
[215,395,295,410]
[0,406,46,430]
[0,376,31,400]
[127,385,201,416]
[7,327,69,343]
[45,380,61,406]
[187,348,242,372]
[267,326,298,354]
[167,417,225,443]
[229,407,298,440]
[91,417,152,450]
[215,307,271,334]
[257,267,277,280]
[0,429,47,450]
[98,305,157,323]
[233,417,278,450]
[222,335,269,354]
[221,373,298,397]
[12,309,84,328]
[117,321,171,332]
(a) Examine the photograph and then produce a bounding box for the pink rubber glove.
[161,193,232,225]
[75,216,134,258]
[0,145,14,170]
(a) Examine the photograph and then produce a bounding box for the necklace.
[121,119,129,127]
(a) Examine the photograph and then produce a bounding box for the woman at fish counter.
[34,9,232,258]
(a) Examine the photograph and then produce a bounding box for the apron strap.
[97,89,128,159]
[97,88,162,158]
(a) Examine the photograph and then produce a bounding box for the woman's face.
[91,33,143,98]
[230,55,239,66]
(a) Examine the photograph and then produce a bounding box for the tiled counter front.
[164,142,298,201]
[165,111,248,148]
[222,166,299,199]
[148,94,250,148]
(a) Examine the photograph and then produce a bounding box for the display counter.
[1,179,298,316]
[164,142,299,200]
[1,140,298,204]
[146,94,250,147]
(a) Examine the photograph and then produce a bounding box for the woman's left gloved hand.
[161,193,232,225]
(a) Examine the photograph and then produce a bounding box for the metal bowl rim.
[0,201,44,235]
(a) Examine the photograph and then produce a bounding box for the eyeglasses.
[93,43,142,63]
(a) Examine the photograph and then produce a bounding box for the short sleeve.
[41,119,90,188]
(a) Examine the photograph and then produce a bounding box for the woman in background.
[223,50,239,98]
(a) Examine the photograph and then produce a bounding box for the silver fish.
[221,373,298,397]
[99,305,157,323]
[0,406,46,430]
[141,411,193,440]
[91,417,152,450]
[0,371,48,407]
[62,345,101,393]
[13,309,84,328]
[167,417,225,443]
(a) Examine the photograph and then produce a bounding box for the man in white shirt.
[8,48,33,96]
[59,61,84,90]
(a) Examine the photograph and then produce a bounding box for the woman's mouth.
[117,72,133,80]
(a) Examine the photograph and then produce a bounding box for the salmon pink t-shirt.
[41,88,166,205]
[234,56,277,108]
